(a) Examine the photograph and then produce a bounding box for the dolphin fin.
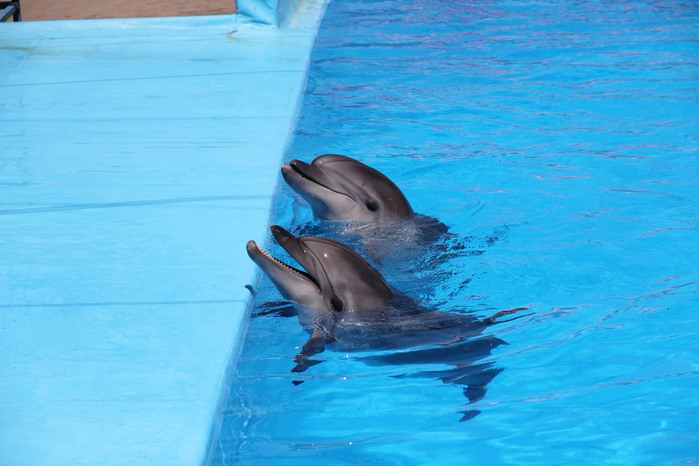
[479,306,534,325]
[292,333,332,373]
[253,301,297,318]
[458,410,481,422]
[292,358,323,374]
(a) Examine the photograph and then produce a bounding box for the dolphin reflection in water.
[247,226,525,421]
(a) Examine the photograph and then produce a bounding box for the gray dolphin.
[246,224,393,318]
[280,154,460,271]
[247,226,521,420]
[281,154,414,222]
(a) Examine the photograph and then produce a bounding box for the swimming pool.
[209,0,699,463]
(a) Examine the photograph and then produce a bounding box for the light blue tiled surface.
[0,5,325,464]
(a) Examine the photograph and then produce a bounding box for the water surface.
[210,1,699,464]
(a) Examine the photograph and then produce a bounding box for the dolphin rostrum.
[247,226,522,420]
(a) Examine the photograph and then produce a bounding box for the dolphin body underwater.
[247,226,519,421]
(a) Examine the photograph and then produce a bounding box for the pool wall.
[0,2,327,464]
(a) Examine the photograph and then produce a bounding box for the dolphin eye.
[330,296,344,312]
[365,199,379,212]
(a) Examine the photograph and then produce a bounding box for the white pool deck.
[0,3,326,464]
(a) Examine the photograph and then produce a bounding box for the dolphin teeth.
[291,164,311,181]
[290,162,346,197]
[259,245,296,271]
[253,240,321,290]
[255,242,308,277]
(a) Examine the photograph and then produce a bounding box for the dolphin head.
[281,154,414,222]
[246,226,394,312]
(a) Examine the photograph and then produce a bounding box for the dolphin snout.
[245,240,259,257]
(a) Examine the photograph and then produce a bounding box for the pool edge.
[0,3,328,465]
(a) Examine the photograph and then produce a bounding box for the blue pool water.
[209,0,699,464]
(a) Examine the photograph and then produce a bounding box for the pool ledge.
[0,6,326,465]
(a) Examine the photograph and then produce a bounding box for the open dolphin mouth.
[246,238,321,290]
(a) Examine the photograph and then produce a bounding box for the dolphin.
[281,154,414,222]
[280,154,466,272]
[247,226,520,420]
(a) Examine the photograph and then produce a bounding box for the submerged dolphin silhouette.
[247,226,517,420]
[281,154,414,222]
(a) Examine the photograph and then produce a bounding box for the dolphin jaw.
[285,161,345,197]
[288,161,314,183]
[246,240,321,292]
[282,162,360,220]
